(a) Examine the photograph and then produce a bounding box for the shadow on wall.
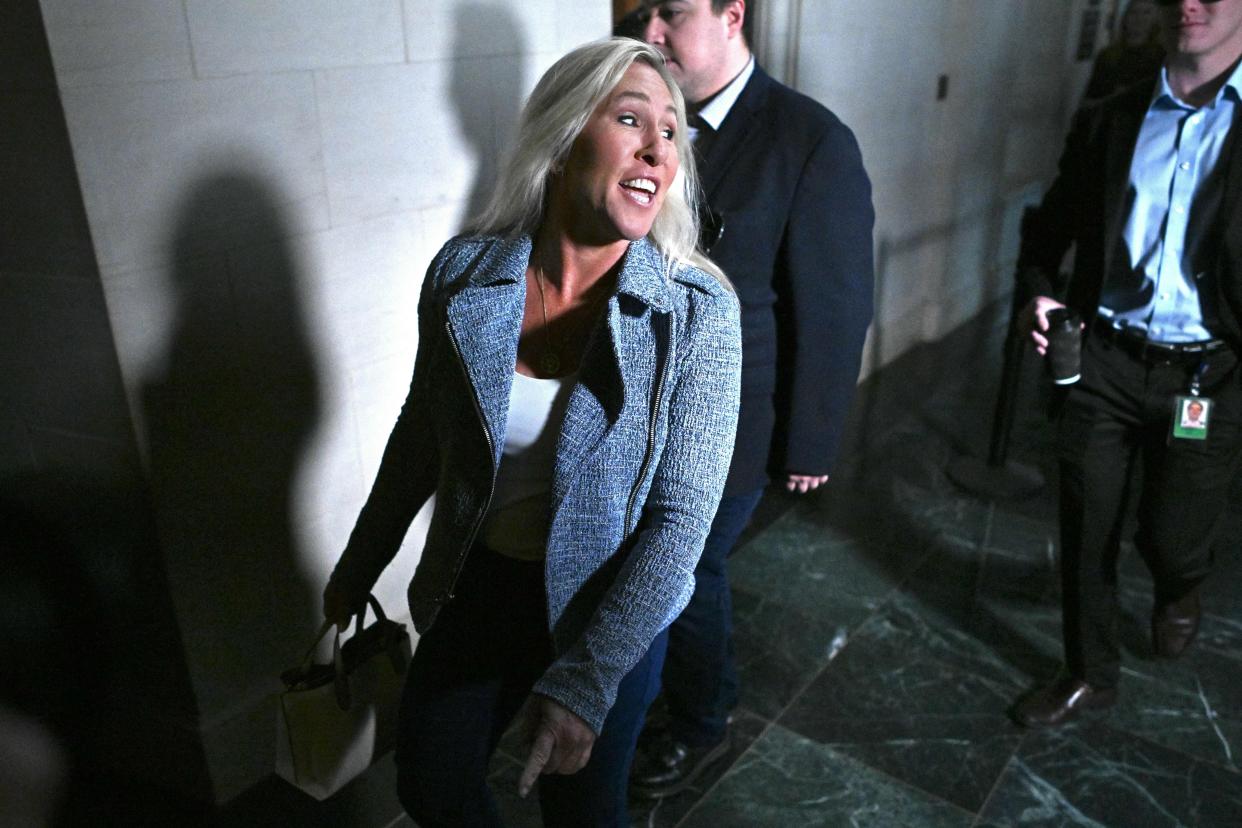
[449,1,529,228]
[860,200,1017,455]
[141,169,322,791]
[860,220,967,456]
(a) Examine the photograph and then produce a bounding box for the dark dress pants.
[660,488,765,746]
[394,546,667,827]
[1057,334,1242,688]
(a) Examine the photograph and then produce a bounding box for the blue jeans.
[394,545,666,827]
[660,488,764,746]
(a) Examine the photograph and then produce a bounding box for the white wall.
[775,0,1082,373]
[38,0,610,802]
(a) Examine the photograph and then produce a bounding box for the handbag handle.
[349,594,390,636]
[334,594,394,710]
[293,594,403,711]
[290,620,352,710]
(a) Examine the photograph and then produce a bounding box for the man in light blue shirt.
[1101,61,1240,340]
[1015,0,1242,728]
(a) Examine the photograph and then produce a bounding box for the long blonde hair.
[469,38,726,285]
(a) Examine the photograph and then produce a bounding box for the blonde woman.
[324,38,740,826]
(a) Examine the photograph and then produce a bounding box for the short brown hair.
[618,1,753,44]
[712,0,753,44]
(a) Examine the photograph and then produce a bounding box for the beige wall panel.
[40,0,194,87]
[185,0,405,76]
[60,74,328,271]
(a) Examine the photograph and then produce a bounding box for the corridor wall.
[15,0,1091,806]
[775,0,1083,373]
[30,0,609,803]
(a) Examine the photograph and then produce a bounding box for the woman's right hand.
[517,695,595,798]
[322,580,356,630]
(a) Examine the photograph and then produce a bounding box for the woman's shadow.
[448,1,528,228]
[142,168,322,717]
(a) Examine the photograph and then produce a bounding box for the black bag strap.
[350,594,389,636]
[349,594,408,682]
[287,594,407,711]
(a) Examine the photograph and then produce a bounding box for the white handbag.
[275,595,411,800]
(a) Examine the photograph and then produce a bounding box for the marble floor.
[479,305,1242,828]
[221,304,1241,827]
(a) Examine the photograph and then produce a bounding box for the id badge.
[1170,395,1211,441]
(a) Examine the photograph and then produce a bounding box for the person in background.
[1083,0,1165,101]
[628,0,875,797]
[323,37,741,827]
[1014,0,1242,728]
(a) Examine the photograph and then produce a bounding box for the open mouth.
[621,177,658,206]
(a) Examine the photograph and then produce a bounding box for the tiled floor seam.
[670,582,921,828]
[1096,716,1242,777]
[753,496,1017,826]
[682,716,982,827]
[967,730,1034,826]
[673,716,780,828]
[673,629,847,828]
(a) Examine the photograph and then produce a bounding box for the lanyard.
[1189,360,1209,397]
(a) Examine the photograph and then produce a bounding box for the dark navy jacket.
[703,64,875,493]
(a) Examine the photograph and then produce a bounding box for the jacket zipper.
[444,317,497,599]
[624,314,674,535]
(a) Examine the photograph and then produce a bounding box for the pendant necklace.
[533,265,562,375]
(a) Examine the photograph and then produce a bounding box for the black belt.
[1092,318,1227,363]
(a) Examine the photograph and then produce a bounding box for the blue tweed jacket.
[328,233,741,731]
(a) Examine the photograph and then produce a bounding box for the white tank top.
[480,372,575,560]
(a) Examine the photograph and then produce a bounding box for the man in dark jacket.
[1014,0,1242,728]
[629,0,875,795]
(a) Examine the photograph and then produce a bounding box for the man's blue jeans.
[394,545,666,827]
[660,488,764,746]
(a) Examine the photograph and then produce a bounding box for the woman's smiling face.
[554,62,681,245]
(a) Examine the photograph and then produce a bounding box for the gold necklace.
[533,266,562,375]
[532,265,610,377]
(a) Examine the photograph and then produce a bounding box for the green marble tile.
[899,600,1035,706]
[680,723,973,828]
[1105,666,1242,774]
[731,588,847,719]
[774,594,1033,811]
[626,710,769,828]
[977,721,1242,826]
[1192,612,1242,672]
[780,595,1032,725]
[805,716,1024,815]
[728,498,929,628]
[978,504,1060,566]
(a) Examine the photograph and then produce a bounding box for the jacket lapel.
[1217,105,1242,233]
[444,236,529,470]
[1102,81,1155,275]
[699,65,771,201]
[550,238,671,511]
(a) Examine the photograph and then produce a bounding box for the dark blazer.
[1019,75,1242,349]
[703,64,875,495]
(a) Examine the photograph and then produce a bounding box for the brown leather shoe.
[1153,590,1201,659]
[1012,677,1117,728]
